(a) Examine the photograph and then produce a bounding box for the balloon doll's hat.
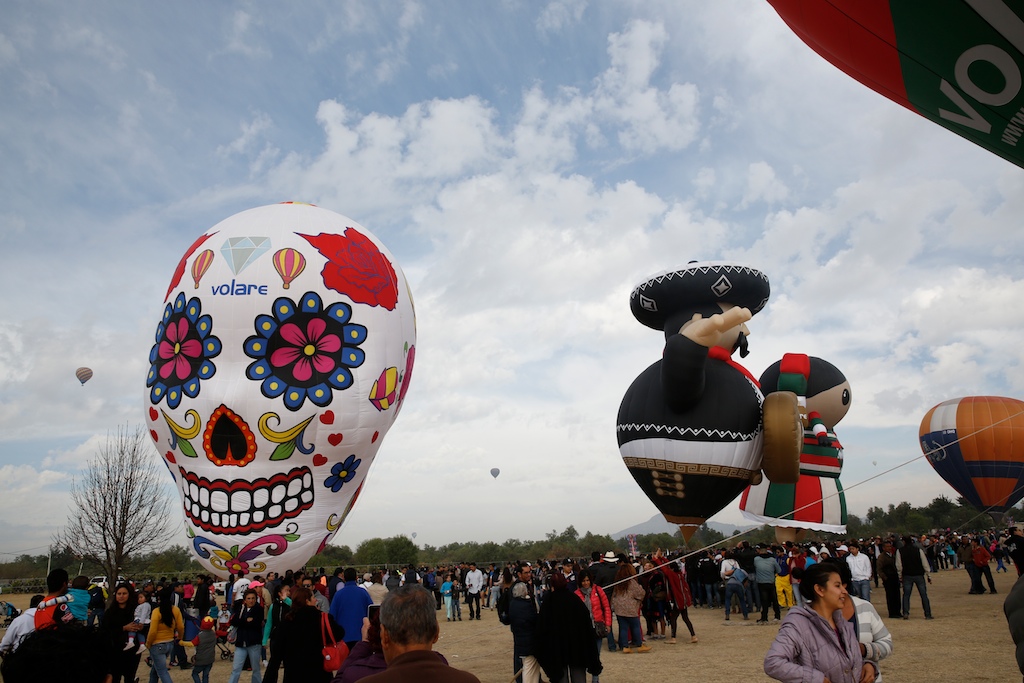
[629,261,770,333]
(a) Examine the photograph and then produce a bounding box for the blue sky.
[2,1,1023,559]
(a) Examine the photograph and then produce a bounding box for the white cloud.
[222,10,270,58]
[595,20,700,154]
[738,161,789,208]
[0,33,17,66]
[40,435,108,469]
[0,465,73,545]
[217,112,274,158]
[372,1,424,83]
[536,0,587,34]
[59,24,126,70]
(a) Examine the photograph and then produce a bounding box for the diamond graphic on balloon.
[221,236,271,275]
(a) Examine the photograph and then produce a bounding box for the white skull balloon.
[143,203,416,577]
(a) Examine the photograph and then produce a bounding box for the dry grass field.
[1,566,1019,682]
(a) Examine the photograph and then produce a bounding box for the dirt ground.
[1,567,1019,682]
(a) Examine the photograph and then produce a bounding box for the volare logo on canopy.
[208,280,270,296]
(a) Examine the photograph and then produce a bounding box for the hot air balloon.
[273,248,306,290]
[919,396,1024,523]
[75,367,93,385]
[191,249,215,289]
[490,468,500,479]
[740,354,852,543]
[769,0,1024,170]
[617,262,796,541]
[145,203,416,577]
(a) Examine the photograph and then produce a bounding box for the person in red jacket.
[970,538,998,595]
[651,550,697,644]
[34,569,73,630]
[574,569,612,663]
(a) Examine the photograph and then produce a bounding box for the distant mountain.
[611,514,758,540]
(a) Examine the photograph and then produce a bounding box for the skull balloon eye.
[204,404,257,466]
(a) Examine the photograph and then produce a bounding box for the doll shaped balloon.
[739,354,852,542]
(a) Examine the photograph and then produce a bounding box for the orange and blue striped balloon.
[919,396,1024,516]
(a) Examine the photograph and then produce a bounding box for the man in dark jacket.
[1005,527,1024,576]
[896,536,933,620]
[1003,573,1024,678]
[533,572,601,683]
[508,564,540,683]
[364,585,480,683]
[737,541,760,613]
[876,540,902,619]
[328,567,345,601]
[589,552,619,652]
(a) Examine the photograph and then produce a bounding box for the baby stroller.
[1,601,20,627]
[214,620,233,660]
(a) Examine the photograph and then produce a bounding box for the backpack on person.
[496,586,512,625]
[88,585,106,609]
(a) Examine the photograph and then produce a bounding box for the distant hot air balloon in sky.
[769,0,1024,170]
[412,532,417,539]
[919,396,1024,522]
[75,367,93,385]
[490,468,500,479]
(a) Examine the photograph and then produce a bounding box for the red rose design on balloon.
[300,229,399,310]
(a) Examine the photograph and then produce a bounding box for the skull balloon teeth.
[179,465,314,535]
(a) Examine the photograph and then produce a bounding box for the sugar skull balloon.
[144,203,416,577]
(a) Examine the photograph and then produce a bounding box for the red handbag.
[321,612,349,672]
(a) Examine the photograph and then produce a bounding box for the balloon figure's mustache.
[736,332,749,358]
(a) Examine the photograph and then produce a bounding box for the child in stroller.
[1,601,20,628]
[214,602,233,660]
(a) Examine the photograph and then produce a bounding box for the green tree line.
[1,495,1011,583]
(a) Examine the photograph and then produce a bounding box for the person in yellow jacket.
[147,586,185,683]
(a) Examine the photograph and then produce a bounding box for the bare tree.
[55,424,173,580]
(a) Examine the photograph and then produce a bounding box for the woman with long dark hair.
[610,564,648,653]
[100,582,144,683]
[333,598,385,683]
[275,586,345,683]
[764,563,878,683]
[146,585,184,683]
[228,588,265,683]
[263,582,292,683]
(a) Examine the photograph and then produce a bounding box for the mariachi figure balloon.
[740,354,852,542]
[617,261,799,541]
[144,203,416,577]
